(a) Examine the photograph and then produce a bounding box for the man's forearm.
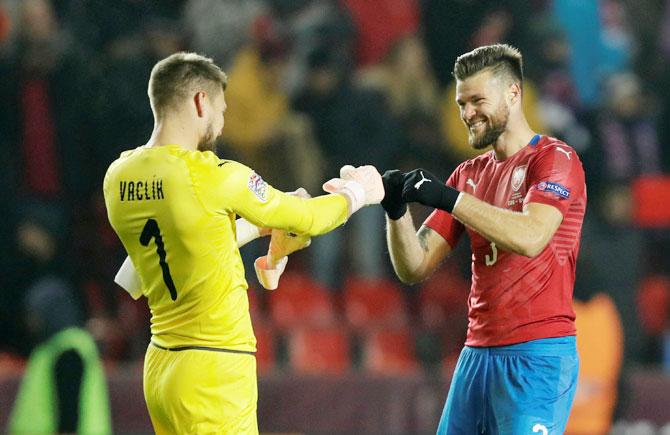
[236,218,264,247]
[452,193,556,257]
[386,212,427,284]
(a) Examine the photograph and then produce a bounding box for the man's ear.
[509,82,522,105]
[194,91,206,117]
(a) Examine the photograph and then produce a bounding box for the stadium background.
[0,0,669,433]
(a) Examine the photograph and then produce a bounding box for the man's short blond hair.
[148,52,228,118]
[453,44,523,88]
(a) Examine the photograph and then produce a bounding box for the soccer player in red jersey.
[382,44,586,434]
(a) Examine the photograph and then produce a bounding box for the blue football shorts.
[437,336,579,435]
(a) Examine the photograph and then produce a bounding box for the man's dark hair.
[453,44,523,87]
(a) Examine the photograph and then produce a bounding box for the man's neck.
[146,116,198,151]
[491,118,535,161]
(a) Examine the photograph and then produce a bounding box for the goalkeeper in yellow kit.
[103,52,384,434]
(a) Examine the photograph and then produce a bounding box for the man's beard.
[197,125,217,152]
[468,102,509,150]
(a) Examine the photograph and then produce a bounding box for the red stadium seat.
[253,322,276,374]
[287,327,351,375]
[637,275,670,335]
[632,176,670,227]
[342,277,408,330]
[362,329,420,376]
[267,271,336,330]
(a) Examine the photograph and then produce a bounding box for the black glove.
[401,168,460,213]
[381,169,407,220]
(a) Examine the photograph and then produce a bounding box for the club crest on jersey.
[537,181,570,199]
[511,165,527,192]
[248,172,268,202]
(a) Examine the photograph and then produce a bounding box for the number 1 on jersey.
[140,218,178,301]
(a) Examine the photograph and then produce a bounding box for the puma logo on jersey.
[556,147,572,160]
[466,178,477,192]
[414,171,431,189]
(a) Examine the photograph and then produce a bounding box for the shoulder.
[528,136,586,184]
[104,147,138,181]
[178,150,247,174]
[186,151,260,190]
[533,136,579,159]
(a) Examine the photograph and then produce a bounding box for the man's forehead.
[456,70,498,97]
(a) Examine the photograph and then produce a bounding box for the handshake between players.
[255,165,455,289]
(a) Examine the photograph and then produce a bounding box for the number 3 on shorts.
[485,241,498,266]
[533,423,548,435]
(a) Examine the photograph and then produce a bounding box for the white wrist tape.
[114,256,143,300]
[236,218,261,247]
[336,180,367,215]
[254,255,288,290]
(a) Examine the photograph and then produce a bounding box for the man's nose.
[463,105,477,123]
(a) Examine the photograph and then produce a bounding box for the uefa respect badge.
[537,181,570,199]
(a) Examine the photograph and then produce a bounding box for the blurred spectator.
[183,0,264,69]
[1,200,72,351]
[291,39,402,288]
[577,72,662,365]
[7,266,111,434]
[596,73,661,192]
[357,34,450,173]
[341,0,419,67]
[552,0,605,108]
[552,0,634,109]
[0,1,13,51]
[599,0,636,78]
[0,0,96,207]
[421,0,540,86]
[655,0,670,174]
[63,0,183,54]
[221,16,324,193]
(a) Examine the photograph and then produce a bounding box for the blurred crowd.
[0,0,669,379]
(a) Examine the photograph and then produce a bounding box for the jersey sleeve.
[199,158,349,236]
[422,167,465,248]
[524,144,585,216]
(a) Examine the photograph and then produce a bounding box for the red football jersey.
[424,135,586,346]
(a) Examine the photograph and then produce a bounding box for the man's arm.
[236,217,269,247]
[226,164,383,237]
[387,213,453,285]
[452,195,563,257]
[402,168,565,258]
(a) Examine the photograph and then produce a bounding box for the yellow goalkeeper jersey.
[103,145,348,352]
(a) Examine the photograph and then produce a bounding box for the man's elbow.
[394,266,427,286]
[519,235,550,258]
[397,272,420,286]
